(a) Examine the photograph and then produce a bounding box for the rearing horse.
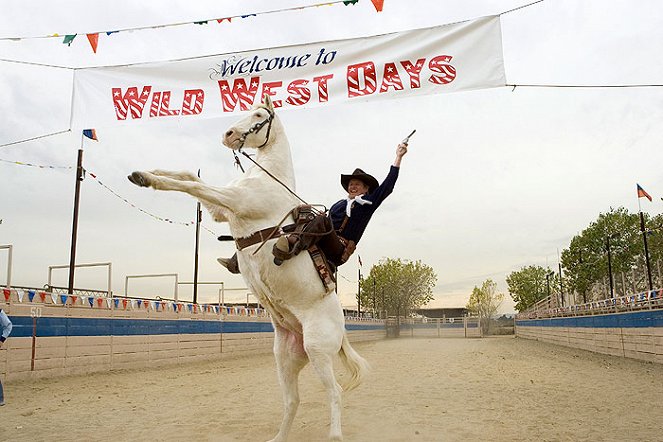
[128,96,369,442]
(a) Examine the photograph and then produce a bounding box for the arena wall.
[515,310,663,364]
[0,287,385,382]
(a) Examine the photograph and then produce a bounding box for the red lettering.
[261,81,283,108]
[346,62,376,98]
[285,79,311,106]
[216,77,261,112]
[158,91,180,116]
[428,55,456,85]
[181,89,205,116]
[379,62,404,93]
[400,58,426,89]
[112,86,152,120]
[313,74,333,102]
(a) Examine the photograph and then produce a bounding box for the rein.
[233,106,309,206]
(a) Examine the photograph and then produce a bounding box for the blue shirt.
[329,165,399,244]
[0,309,12,342]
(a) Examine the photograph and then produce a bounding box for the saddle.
[272,205,337,293]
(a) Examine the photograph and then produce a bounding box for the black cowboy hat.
[341,168,379,193]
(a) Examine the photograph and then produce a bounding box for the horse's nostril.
[225,130,234,137]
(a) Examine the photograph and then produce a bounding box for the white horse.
[128,96,369,441]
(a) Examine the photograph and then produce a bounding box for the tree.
[358,258,436,318]
[560,207,645,302]
[466,279,504,334]
[506,265,557,312]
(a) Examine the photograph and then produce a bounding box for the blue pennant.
[29,290,36,302]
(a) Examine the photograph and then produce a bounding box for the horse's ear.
[262,94,274,112]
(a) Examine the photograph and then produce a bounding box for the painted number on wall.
[30,306,42,318]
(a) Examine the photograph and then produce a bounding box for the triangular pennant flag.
[71,295,78,304]
[106,298,112,308]
[39,292,47,302]
[216,17,232,23]
[172,302,177,312]
[60,294,68,305]
[343,0,359,4]
[88,297,94,307]
[51,293,59,304]
[63,34,77,46]
[137,299,143,308]
[82,129,98,141]
[114,298,120,308]
[369,0,384,12]
[86,33,99,53]
[3,288,10,301]
[17,289,24,303]
[81,295,87,306]
[96,297,103,307]
[29,290,36,302]
[122,299,128,309]
[177,303,183,312]
[187,303,192,312]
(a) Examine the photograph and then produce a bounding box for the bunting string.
[86,169,219,236]
[0,0,372,44]
[0,158,73,169]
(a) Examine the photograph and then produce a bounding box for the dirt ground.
[2,336,662,442]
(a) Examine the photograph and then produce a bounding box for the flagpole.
[193,169,202,304]
[637,184,654,291]
[67,134,85,295]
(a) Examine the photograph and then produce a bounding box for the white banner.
[71,16,505,129]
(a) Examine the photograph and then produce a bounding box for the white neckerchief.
[345,194,372,217]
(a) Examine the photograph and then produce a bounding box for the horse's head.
[223,95,279,150]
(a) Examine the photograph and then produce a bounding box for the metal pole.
[67,148,84,295]
[606,235,614,298]
[357,269,362,318]
[639,212,654,291]
[193,170,202,304]
[558,262,564,306]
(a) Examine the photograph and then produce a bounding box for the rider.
[218,142,408,273]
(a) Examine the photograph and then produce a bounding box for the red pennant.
[177,303,182,312]
[370,0,384,12]
[122,299,128,309]
[97,297,104,307]
[71,295,78,304]
[3,289,10,301]
[216,17,232,23]
[39,292,47,302]
[86,33,99,53]
[193,305,197,313]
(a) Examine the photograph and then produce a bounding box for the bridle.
[231,106,308,206]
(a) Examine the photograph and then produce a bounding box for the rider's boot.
[217,254,240,274]
[272,236,299,266]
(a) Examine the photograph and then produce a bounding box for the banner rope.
[0,129,71,149]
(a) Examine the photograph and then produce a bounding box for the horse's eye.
[254,112,264,119]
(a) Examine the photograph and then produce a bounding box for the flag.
[83,129,98,141]
[62,34,76,46]
[358,255,363,267]
[86,33,99,53]
[637,184,652,202]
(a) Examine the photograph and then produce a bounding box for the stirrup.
[272,236,294,266]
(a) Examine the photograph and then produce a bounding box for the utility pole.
[639,212,654,291]
[67,147,84,295]
[193,169,202,304]
[606,234,615,299]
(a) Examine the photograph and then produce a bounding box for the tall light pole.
[639,213,654,291]
[605,233,617,299]
[193,169,202,304]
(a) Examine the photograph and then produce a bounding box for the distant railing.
[517,289,663,319]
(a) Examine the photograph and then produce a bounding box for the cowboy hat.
[341,168,379,193]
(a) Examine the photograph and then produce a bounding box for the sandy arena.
[2,336,662,441]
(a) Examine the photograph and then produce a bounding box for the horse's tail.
[338,334,370,391]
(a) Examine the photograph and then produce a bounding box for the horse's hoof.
[128,171,149,187]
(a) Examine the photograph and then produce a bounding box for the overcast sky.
[1,0,662,313]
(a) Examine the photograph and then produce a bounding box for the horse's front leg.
[128,171,241,212]
[149,170,202,182]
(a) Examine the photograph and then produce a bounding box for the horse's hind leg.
[303,320,345,441]
[269,326,308,442]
